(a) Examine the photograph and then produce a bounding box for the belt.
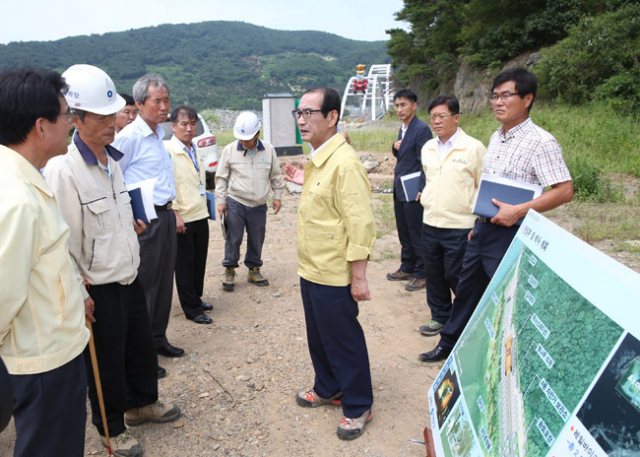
[155,202,173,211]
[476,216,490,223]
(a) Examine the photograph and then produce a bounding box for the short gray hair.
[132,74,169,104]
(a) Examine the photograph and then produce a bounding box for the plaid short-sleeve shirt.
[483,117,571,187]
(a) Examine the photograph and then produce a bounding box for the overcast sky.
[0,0,407,45]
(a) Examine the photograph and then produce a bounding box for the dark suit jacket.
[392,115,432,202]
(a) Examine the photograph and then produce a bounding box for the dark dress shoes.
[201,302,213,312]
[418,346,451,363]
[157,366,166,379]
[190,313,213,325]
[157,343,185,358]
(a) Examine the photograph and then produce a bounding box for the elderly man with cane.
[45,64,180,457]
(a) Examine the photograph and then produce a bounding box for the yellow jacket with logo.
[0,145,89,375]
[165,136,209,223]
[419,129,486,229]
[297,134,376,286]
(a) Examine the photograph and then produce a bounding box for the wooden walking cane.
[87,320,114,457]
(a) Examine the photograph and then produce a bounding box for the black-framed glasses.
[490,91,520,102]
[292,109,323,119]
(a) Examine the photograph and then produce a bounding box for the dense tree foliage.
[386,0,637,109]
[537,3,640,112]
[0,21,390,110]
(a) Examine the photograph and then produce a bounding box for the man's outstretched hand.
[284,163,304,186]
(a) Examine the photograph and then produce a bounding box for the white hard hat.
[62,64,125,115]
[233,111,261,140]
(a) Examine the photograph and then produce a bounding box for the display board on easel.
[427,210,640,457]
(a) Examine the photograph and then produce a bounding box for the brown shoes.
[248,267,269,286]
[295,389,342,408]
[386,269,412,281]
[405,277,426,292]
[223,267,235,291]
[337,409,372,440]
[101,430,142,457]
[124,400,181,426]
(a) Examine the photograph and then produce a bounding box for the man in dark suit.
[387,89,432,292]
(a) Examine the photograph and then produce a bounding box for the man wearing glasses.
[45,64,180,457]
[293,88,376,440]
[0,67,90,456]
[420,68,573,362]
[417,95,486,340]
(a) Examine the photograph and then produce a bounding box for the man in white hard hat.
[44,64,180,457]
[215,111,285,291]
[0,67,89,457]
[113,74,185,369]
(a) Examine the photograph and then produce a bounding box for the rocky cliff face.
[409,51,542,115]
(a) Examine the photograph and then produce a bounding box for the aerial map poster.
[428,210,640,457]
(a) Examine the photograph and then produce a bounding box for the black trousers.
[438,220,519,351]
[137,207,177,348]
[300,278,373,418]
[222,197,267,270]
[176,218,210,319]
[84,279,158,437]
[422,223,470,325]
[10,354,87,457]
[393,198,425,278]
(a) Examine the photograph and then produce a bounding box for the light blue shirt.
[113,115,176,206]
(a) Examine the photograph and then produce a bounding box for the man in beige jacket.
[215,111,285,291]
[165,106,213,325]
[45,64,180,457]
[418,95,486,338]
[0,67,90,457]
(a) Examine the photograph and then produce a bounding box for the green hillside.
[0,21,390,110]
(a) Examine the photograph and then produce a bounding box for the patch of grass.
[461,100,640,201]
[565,201,640,243]
[372,250,399,263]
[613,241,640,254]
[371,193,395,239]
[348,126,398,153]
[215,129,236,149]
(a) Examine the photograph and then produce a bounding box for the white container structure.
[262,93,302,156]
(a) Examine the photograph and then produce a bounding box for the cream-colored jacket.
[44,135,140,297]
[0,145,89,374]
[420,129,486,229]
[215,140,284,207]
[165,136,209,223]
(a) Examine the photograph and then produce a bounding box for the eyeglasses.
[490,91,520,102]
[85,113,116,123]
[291,109,323,119]
[429,113,454,122]
[58,110,73,122]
